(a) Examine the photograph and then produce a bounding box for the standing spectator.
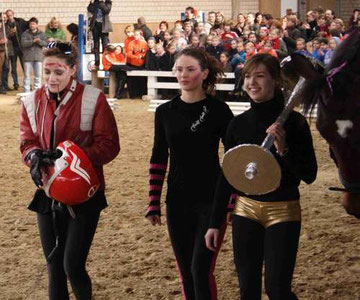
[214,11,226,34]
[0,14,7,94]
[45,17,66,43]
[205,11,216,35]
[135,17,153,41]
[21,17,47,93]
[126,29,148,98]
[66,23,79,45]
[87,0,113,69]
[183,6,197,28]
[3,9,28,92]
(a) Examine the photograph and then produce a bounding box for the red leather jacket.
[20,79,120,191]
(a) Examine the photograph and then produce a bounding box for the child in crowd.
[258,40,278,57]
[145,37,157,70]
[248,32,260,49]
[295,38,308,56]
[306,41,314,54]
[206,35,224,60]
[230,41,246,70]
[162,31,172,48]
[268,28,288,57]
[228,39,239,59]
[245,41,257,60]
[172,28,188,52]
[219,51,232,71]
[189,34,202,48]
[311,37,326,63]
[324,37,340,65]
[258,26,269,45]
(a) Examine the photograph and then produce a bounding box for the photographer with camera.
[87,0,113,69]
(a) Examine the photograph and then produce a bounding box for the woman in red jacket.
[20,42,120,300]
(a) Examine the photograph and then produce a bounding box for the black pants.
[232,215,300,300]
[92,21,108,67]
[37,204,101,300]
[166,203,225,300]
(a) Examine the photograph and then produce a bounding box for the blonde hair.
[46,17,62,30]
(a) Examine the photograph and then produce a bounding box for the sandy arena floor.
[0,93,359,300]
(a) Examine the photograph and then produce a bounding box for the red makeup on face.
[43,56,76,93]
[175,55,207,92]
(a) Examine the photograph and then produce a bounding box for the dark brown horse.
[281,28,360,217]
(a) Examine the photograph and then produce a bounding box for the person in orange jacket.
[126,29,148,67]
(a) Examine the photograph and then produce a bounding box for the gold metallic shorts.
[234,197,301,228]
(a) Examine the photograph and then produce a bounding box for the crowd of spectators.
[0,5,360,98]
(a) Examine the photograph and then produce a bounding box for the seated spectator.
[228,39,238,59]
[183,21,194,42]
[162,30,172,48]
[45,17,66,42]
[194,22,207,47]
[145,37,157,70]
[324,37,340,65]
[205,11,216,35]
[283,15,304,54]
[306,40,313,54]
[170,20,183,35]
[102,44,127,99]
[258,26,269,46]
[165,41,177,68]
[311,37,326,63]
[246,13,257,31]
[221,21,239,51]
[189,34,202,49]
[124,25,135,52]
[313,14,327,37]
[295,37,308,56]
[258,40,278,58]
[230,41,246,70]
[234,13,246,35]
[248,31,260,49]
[205,35,224,60]
[219,51,232,71]
[172,28,187,52]
[214,11,226,34]
[154,43,170,70]
[262,14,273,27]
[269,28,288,57]
[154,21,169,43]
[245,41,257,60]
[135,17,152,41]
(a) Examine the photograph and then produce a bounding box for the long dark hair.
[175,47,224,95]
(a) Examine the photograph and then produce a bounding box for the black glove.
[27,149,62,187]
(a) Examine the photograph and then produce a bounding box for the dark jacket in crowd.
[87,0,113,33]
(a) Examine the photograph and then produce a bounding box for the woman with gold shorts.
[205,54,317,300]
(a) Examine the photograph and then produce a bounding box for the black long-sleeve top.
[146,95,234,216]
[210,94,318,228]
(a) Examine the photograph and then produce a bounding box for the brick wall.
[1,0,232,25]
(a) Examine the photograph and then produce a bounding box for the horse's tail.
[301,74,327,116]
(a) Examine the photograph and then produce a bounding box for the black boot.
[116,79,127,99]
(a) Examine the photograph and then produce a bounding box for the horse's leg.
[341,192,360,218]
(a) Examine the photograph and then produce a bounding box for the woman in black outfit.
[205,54,317,300]
[146,48,235,300]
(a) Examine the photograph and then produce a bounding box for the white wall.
[281,0,298,17]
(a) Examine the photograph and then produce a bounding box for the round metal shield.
[222,144,281,195]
